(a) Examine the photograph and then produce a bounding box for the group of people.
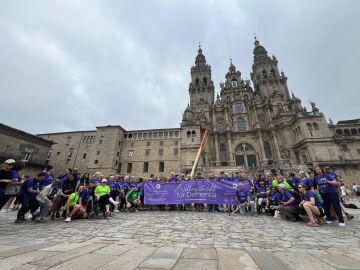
[0,158,356,227]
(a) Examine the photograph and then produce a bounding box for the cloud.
[0,0,359,134]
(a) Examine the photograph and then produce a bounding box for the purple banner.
[144,180,239,205]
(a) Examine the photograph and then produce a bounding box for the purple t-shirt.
[302,191,323,208]
[281,190,297,208]
[315,174,338,193]
[256,187,267,198]
[236,189,250,204]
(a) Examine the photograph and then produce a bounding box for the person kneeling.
[236,183,256,216]
[277,184,299,221]
[64,186,87,222]
[126,184,141,212]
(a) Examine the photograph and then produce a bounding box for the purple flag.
[144,180,239,205]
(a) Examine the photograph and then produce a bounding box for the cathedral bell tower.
[189,46,215,108]
[250,38,290,100]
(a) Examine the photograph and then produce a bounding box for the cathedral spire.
[195,44,206,67]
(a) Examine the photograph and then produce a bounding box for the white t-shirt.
[340,186,347,197]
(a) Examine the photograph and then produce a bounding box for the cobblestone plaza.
[0,205,359,270]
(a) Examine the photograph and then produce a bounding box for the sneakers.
[114,209,120,213]
[14,219,23,224]
[64,217,71,222]
[325,220,333,224]
[338,222,346,227]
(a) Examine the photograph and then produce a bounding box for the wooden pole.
[190,129,208,179]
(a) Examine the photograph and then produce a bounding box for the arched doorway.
[235,143,257,168]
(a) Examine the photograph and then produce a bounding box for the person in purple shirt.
[314,166,345,226]
[277,183,299,221]
[43,165,54,187]
[298,171,314,191]
[0,159,22,210]
[298,183,325,227]
[256,182,268,214]
[236,183,256,215]
[239,173,252,192]
[168,172,179,183]
[15,172,46,223]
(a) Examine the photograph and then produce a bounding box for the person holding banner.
[236,183,256,216]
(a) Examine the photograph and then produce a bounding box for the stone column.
[227,132,234,166]
[257,132,267,165]
[271,130,282,164]
[214,133,220,166]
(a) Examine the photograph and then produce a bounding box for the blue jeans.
[36,199,50,219]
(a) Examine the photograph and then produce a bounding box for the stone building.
[37,39,360,184]
[0,123,54,176]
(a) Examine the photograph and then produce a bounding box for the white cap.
[4,159,15,164]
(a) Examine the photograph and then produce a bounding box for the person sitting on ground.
[236,183,256,216]
[64,185,87,222]
[95,179,119,216]
[298,183,325,227]
[0,159,22,211]
[277,183,299,221]
[125,183,141,212]
[35,179,61,222]
[15,172,46,223]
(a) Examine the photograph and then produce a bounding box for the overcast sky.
[0,0,359,134]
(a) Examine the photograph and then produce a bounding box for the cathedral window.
[234,103,244,113]
[259,120,266,129]
[313,123,319,130]
[192,130,196,137]
[351,128,358,135]
[220,144,227,161]
[128,134,132,139]
[263,142,272,159]
[231,79,238,87]
[270,69,276,78]
[203,77,207,85]
[307,123,313,130]
[344,129,350,135]
[336,129,343,135]
[237,118,246,132]
[195,78,199,86]
[217,123,224,133]
[187,131,191,138]
[262,70,267,79]
[297,126,301,134]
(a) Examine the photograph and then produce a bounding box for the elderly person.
[35,179,61,222]
[125,183,141,212]
[95,179,119,216]
[298,170,314,191]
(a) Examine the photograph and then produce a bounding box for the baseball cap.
[5,159,15,164]
[101,179,107,183]
[278,184,286,189]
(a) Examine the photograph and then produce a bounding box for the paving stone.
[0,243,56,257]
[182,248,217,260]
[217,248,259,270]
[36,243,108,266]
[47,253,115,270]
[248,250,288,270]
[97,245,157,270]
[12,264,51,270]
[0,245,18,253]
[92,243,132,255]
[173,258,218,270]
[40,241,94,252]
[272,251,336,270]
[0,250,58,270]
[139,246,184,269]
[312,253,360,269]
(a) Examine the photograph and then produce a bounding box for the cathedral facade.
[37,40,360,185]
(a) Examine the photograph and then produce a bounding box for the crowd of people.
[0,158,357,227]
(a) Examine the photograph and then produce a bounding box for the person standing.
[0,159,21,211]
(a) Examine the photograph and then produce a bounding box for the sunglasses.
[298,186,304,189]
